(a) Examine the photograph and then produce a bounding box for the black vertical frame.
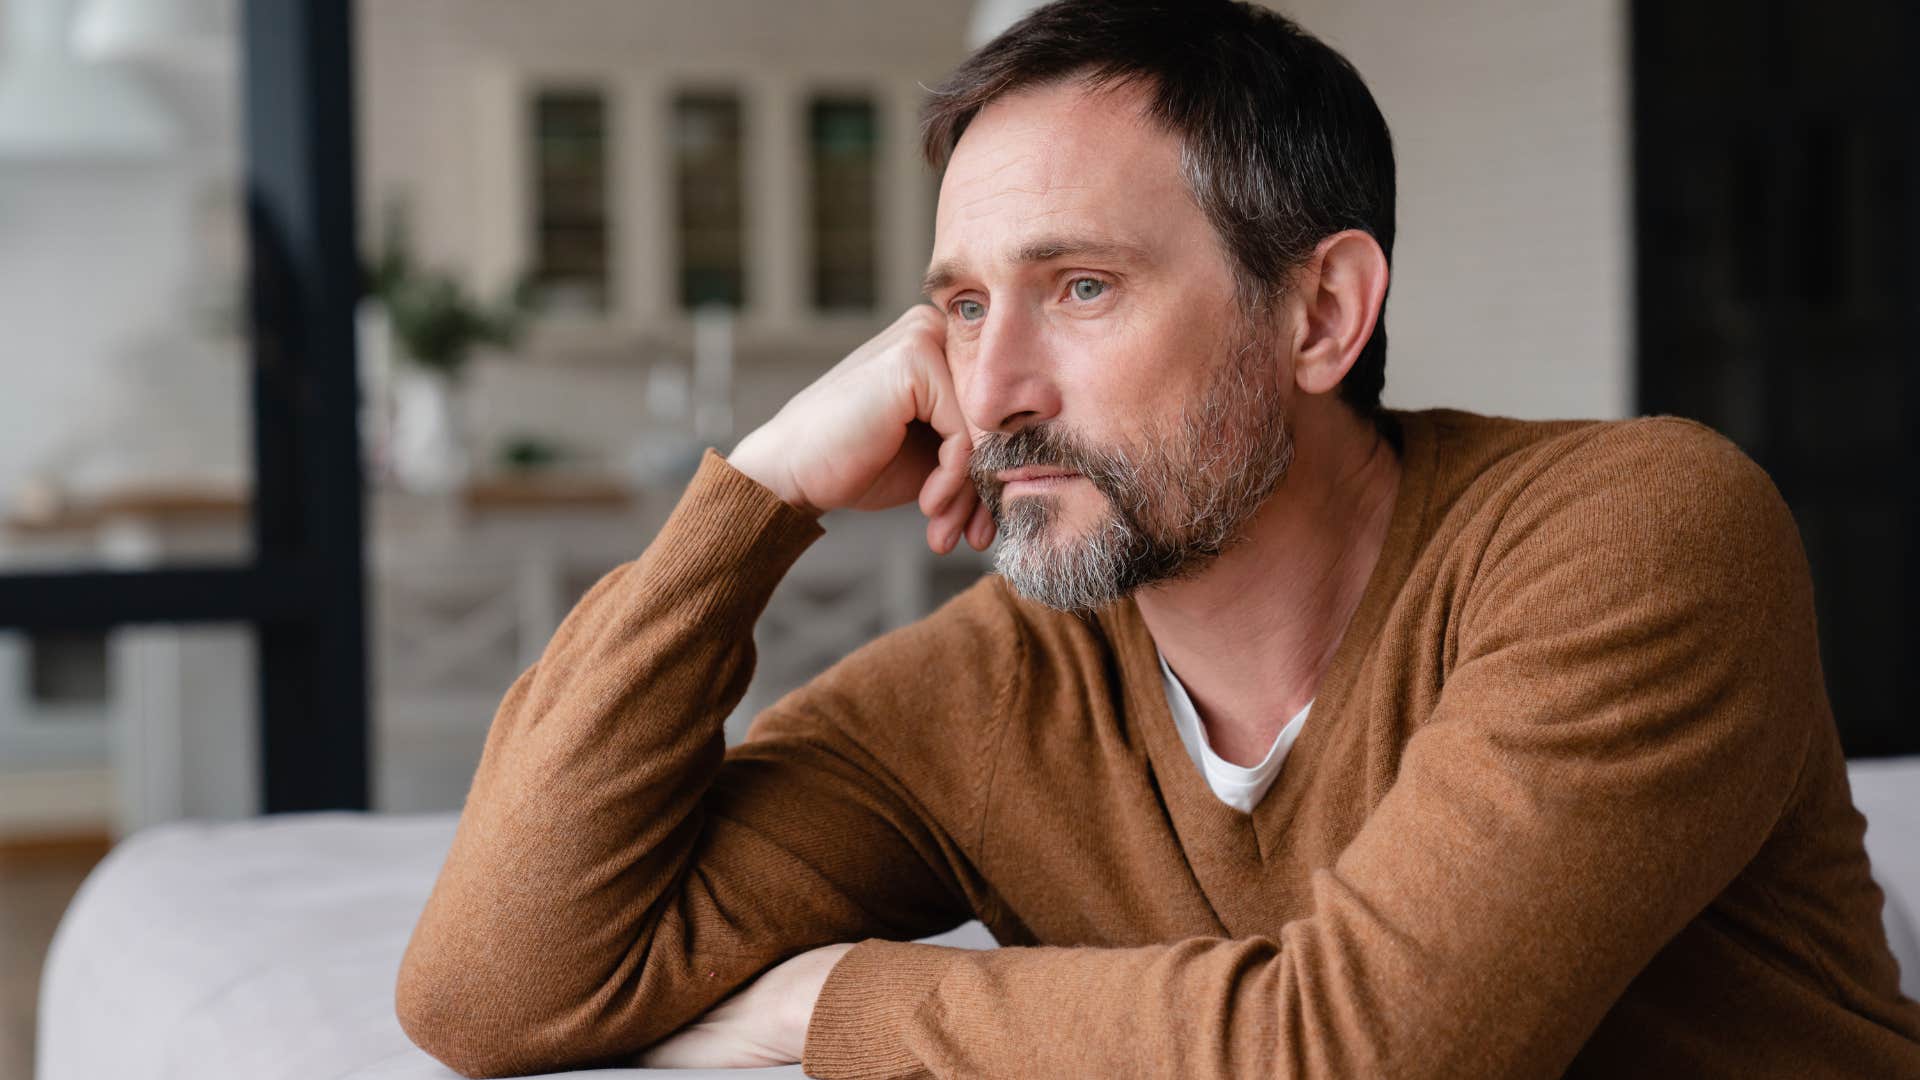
[244,0,369,811]
[0,0,370,811]
[1632,0,1919,756]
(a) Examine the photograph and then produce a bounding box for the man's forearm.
[803,935,1290,1079]
[395,449,825,1078]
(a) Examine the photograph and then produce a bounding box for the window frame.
[0,0,373,813]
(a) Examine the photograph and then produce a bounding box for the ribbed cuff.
[638,448,826,624]
[802,939,960,1079]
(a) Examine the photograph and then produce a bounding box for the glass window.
[0,43,251,578]
[673,92,746,309]
[809,96,879,310]
[530,88,611,315]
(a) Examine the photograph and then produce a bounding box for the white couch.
[37,758,1920,1079]
[1845,757,1920,994]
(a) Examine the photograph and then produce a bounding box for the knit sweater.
[395,406,1920,1079]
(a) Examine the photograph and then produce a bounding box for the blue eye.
[1070,277,1106,301]
[955,298,986,321]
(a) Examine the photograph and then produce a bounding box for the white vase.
[389,367,471,495]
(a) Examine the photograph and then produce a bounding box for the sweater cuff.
[802,939,960,1079]
[638,448,826,623]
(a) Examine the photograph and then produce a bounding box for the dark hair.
[922,0,1396,419]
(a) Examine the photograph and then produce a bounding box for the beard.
[966,317,1296,614]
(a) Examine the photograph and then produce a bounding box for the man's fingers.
[926,483,976,555]
[925,494,963,554]
[917,428,996,555]
[917,433,971,518]
[965,498,996,551]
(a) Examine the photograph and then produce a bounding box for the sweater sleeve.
[800,417,1822,1079]
[393,449,989,1079]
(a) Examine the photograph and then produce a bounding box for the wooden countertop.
[3,474,639,536]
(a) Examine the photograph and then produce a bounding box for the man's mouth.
[996,466,1083,492]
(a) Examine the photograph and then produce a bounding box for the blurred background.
[0,0,1912,1071]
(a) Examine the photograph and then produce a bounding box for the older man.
[396,1,1920,1076]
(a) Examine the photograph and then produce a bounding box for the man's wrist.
[726,430,820,518]
[785,942,857,1061]
[801,939,958,1078]
[643,449,825,612]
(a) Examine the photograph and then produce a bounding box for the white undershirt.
[1158,650,1312,814]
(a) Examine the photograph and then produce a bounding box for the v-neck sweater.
[1159,650,1312,814]
[396,407,1920,1079]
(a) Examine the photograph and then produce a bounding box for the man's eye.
[955,298,986,321]
[1069,277,1107,301]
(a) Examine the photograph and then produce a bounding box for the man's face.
[925,77,1297,612]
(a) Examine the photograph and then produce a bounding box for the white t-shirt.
[1158,650,1312,813]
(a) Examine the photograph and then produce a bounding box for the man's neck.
[1135,399,1402,768]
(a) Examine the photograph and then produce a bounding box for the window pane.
[530,89,611,315]
[0,28,252,577]
[810,97,879,310]
[0,622,258,831]
[673,93,746,309]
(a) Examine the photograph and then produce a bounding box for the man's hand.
[630,942,856,1069]
[726,305,995,555]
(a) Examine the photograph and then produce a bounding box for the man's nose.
[959,302,1062,435]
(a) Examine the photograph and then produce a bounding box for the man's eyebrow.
[920,236,1152,299]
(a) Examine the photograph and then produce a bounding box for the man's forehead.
[937,79,1179,215]
[927,79,1188,286]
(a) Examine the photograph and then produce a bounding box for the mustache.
[969,424,1091,481]
[967,424,1133,510]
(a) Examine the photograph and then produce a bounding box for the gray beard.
[971,325,1296,615]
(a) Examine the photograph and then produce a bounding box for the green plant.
[498,433,568,472]
[364,199,536,378]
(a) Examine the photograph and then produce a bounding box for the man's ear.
[1287,229,1389,397]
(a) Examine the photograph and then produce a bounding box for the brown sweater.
[395,407,1920,1078]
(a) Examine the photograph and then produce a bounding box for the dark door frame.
[0,0,369,812]
[1631,0,1919,757]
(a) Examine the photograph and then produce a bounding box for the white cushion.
[1845,756,1920,1000]
[36,810,993,1080]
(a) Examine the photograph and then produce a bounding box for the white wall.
[1279,0,1634,420]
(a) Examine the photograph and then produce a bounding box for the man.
[396,2,1920,1076]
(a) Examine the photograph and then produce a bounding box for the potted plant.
[363,200,534,493]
